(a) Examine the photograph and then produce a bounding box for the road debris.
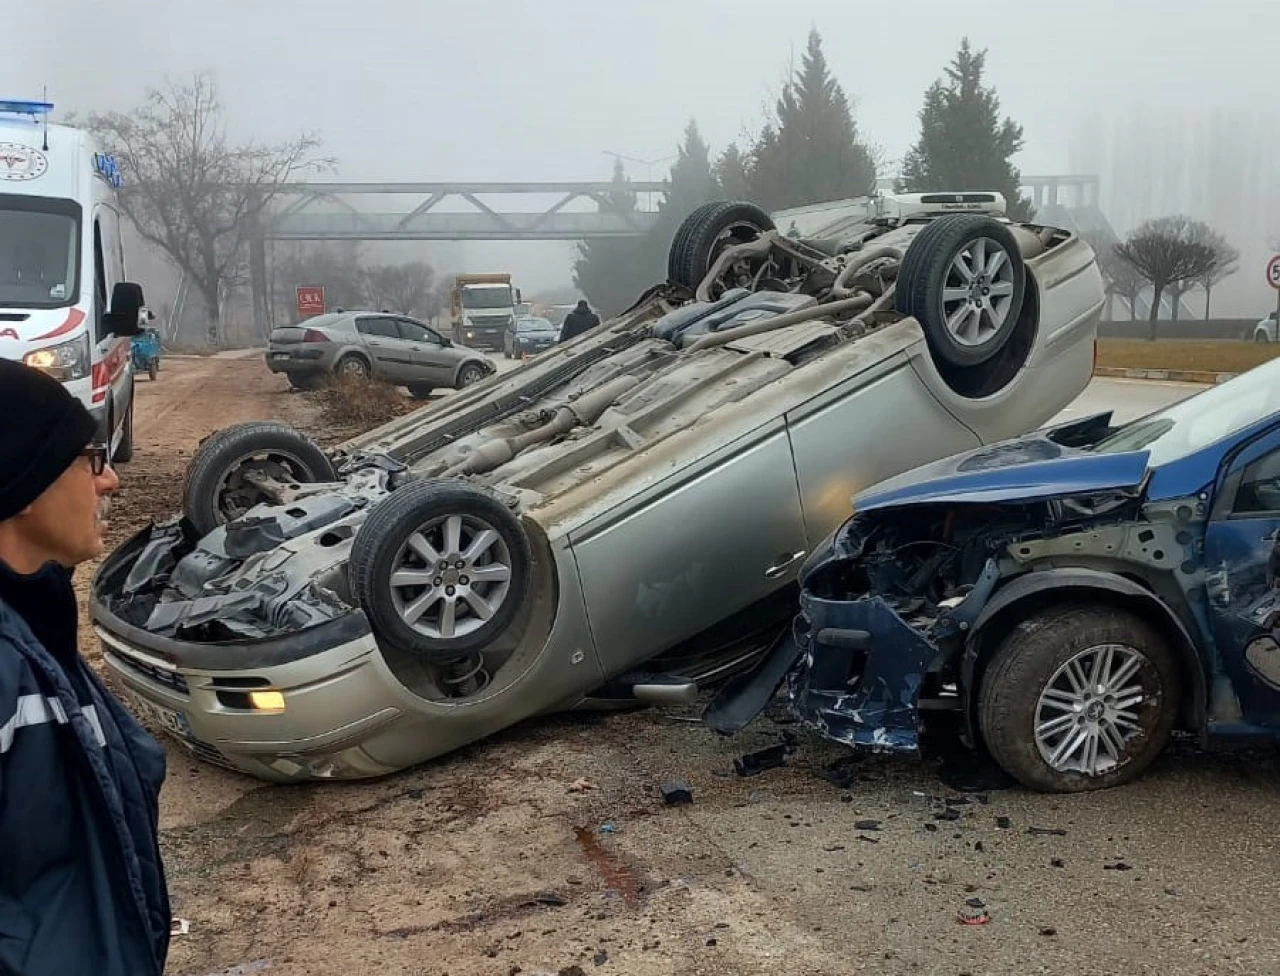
[734,744,789,777]
[996,816,1012,829]
[957,906,991,925]
[1104,861,1134,871]
[568,778,597,794]
[854,820,882,831]
[659,780,694,805]
[171,917,191,936]
[1051,858,1066,868]
[1028,826,1068,836]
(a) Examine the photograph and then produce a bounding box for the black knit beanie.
[0,359,101,522]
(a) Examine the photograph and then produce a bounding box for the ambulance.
[0,98,146,462]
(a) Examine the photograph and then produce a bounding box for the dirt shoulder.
[1096,338,1280,375]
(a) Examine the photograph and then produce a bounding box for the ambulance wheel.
[112,392,135,464]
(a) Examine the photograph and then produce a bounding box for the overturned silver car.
[91,193,1105,781]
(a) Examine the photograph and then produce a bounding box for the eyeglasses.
[79,444,110,476]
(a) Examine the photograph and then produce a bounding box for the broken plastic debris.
[995,816,1012,829]
[854,820,882,831]
[1028,826,1067,837]
[957,907,991,925]
[735,744,788,778]
[170,916,191,936]
[659,780,693,805]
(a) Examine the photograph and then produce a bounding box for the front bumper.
[788,590,938,752]
[94,619,408,782]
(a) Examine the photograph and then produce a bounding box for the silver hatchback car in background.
[266,310,496,398]
[93,191,1104,783]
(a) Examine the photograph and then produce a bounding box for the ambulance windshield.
[0,195,80,309]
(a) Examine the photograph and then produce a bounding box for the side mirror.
[105,281,145,337]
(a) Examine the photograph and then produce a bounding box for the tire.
[182,422,337,536]
[667,201,776,291]
[456,363,486,389]
[406,383,434,400]
[334,355,371,381]
[287,372,326,392]
[112,389,135,464]
[895,214,1027,369]
[977,605,1181,793]
[1256,331,1270,343]
[348,479,532,661]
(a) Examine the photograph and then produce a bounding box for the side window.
[93,219,108,342]
[1234,451,1280,516]
[397,319,439,343]
[356,317,399,339]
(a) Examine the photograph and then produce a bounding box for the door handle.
[764,551,807,579]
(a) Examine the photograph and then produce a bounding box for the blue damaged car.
[708,356,1280,792]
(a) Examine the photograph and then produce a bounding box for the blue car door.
[1203,423,1280,729]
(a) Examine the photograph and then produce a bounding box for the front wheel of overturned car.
[896,214,1027,369]
[667,201,777,292]
[977,606,1181,793]
[183,421,338,536]
[349,479,532,661]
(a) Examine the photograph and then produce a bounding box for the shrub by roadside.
[310,374,417,439]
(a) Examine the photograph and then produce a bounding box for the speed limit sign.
[1268,254,1280,291]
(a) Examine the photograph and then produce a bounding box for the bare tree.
[1114,216,1220,339]
[365,262,436,317]
[1098,248,1146,320]
[1198,236,1240,320]
[86,73,330,341]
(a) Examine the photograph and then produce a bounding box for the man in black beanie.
[0,359,170,976]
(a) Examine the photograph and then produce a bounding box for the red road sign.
[296,285,325,318]
[1267,255,1280,291]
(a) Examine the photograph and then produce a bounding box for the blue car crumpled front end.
[785,517,1002,754]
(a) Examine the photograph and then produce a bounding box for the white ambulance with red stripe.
[0,98,146,463]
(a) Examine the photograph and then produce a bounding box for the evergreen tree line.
[574,34,1030,315]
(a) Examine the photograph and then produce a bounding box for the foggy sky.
[6,0,1276,312]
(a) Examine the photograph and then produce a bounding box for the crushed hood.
[852,424,1151,511]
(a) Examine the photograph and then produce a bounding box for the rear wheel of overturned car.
[182,421,338,536]
[667,201,777,293]
[348,479,532,661]
[977,606,1181,793]
[896,214,1027,369]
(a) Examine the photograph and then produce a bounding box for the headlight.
[24,333,91,382]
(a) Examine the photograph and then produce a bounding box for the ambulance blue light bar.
[0,99,54,118]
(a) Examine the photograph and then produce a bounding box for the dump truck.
[449,273,520,350]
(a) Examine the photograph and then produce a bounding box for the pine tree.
[746,29,878,211]
[572,159,649,317]
[899,39,1033,220]
[715,144,750,200]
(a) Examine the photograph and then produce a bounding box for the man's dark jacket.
[0,563,170,976]
[559,307,601,342]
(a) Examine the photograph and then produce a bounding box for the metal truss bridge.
[262,174,1102,242]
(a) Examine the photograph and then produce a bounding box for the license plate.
[126,692,194,741]
[269,352,290,361]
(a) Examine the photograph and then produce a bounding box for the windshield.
[0,195,80,309]
[1093,357,1280,466]
[462,285,512,310]
[518,317,553,333]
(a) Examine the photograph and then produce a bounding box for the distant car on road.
[265,310,496,399]
[1252,312,1277,342]
[503,315,558,359]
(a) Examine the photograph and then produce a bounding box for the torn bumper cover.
[788,590,936,752]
